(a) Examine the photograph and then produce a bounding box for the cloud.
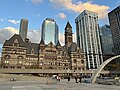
[0,27,19,57]
[49,0,110,19]
[0,18,4,22]
[8,20,20,24]
[0,26,75,49]
[33,14,40,17]
[31,0,43,4]
[57,13,67,19]
[0,26,41,44]
[27,29,41,43]
[59,33,65,45]
[0,27,19,44]
[4,27,19,34]
[73,33,76,43]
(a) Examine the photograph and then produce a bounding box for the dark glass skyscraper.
[41,18,59,45]
[108,6,120,55]
[100,25,114,55]
[19,19,28,41]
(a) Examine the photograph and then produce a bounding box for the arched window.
[4,55,10,59]
[31,48,34,54]
[17,56,23,65]
[13,39,19,47]
[74,59,77,63]
[81,60,84,64]
[75,47,79,53]
[4,55,10,64]
[49,67,53,69]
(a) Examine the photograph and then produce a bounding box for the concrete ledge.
[0,68,111,74]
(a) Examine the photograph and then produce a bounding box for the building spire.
[65,21,72,30]
[56,40,61,46]
[40,38,45,45]
[64,21,73,47]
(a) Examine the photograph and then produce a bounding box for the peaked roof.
[40,38,45,45]
[25,41,39,54]
[3,34,26,47]
[68,42,83,52]
[45,41,56,48]
[56,40,61,46]
[65,21,72,30]
[31,43,39,54]
[49,41,54,46]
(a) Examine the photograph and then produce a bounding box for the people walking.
[68,76,70,82]
[74,75,78,83]
[79,75,82,83]
[58,76,61,82]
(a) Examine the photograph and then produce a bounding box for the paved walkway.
[0,79,120,90]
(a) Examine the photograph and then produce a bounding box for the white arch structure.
[91,55,120,83]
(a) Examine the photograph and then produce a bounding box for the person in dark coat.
[79,75,82,83]
[74,75,78,83]
[68,76,70,82]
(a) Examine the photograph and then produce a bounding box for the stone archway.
[91,55,120,83]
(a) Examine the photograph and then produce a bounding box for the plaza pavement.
[0,79,120,90]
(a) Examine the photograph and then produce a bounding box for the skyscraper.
[108,6,120,55]
[41,18,59,45]
[100,25,114,55]
[19,19,28,41]
[75,10,103,69]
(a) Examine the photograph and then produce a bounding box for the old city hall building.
[1,20,86,71]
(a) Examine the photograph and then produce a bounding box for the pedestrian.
[68,76,70,82]
[56,75,59,81]
[74,75,78,83]
[79,75,82,83]
[58,76,61,82]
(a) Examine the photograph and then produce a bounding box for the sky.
[0,0,120,56]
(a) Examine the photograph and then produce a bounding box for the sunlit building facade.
[1,21,86,71]
[75,10,103,69]
[41,18,58,45]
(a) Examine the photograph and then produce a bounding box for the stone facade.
[1,21,86,70]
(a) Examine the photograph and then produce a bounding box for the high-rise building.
[75,10,103,69]
[100,25,114,55]
[19,19,28,41]
[108,6,120,55]
[41,18,58,45]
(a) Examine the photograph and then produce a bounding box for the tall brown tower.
[19,19,28,41]
[65,21,73,47]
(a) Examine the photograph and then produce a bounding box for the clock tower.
[65,21,73,47]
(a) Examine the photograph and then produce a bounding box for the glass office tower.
[108,6,120,55]
[41,18,59,45]
[75,10,103,69]
[100,25,114,55]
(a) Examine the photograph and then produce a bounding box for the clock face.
[67,28,72,32]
